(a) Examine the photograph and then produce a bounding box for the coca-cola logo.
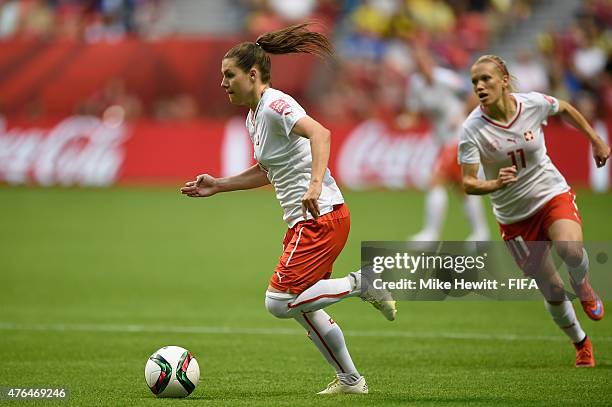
[336,120,439,189]
[0,115,128,186]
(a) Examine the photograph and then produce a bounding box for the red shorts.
[498,190,582,273]
[498,190,582,242]
[433,142,462,185]
[270,204,350,294]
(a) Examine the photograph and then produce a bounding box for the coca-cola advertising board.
[0,115,609,190]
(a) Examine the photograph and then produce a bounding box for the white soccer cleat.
[465,231,490,241]
[351,270,397,321]
[317,376,368,394]
[409,229,439,242]
[363,291,397,321]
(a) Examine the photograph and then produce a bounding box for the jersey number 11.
[507,149,526,169]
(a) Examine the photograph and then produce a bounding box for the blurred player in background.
[459,54,610,367]
[180,24,396,395]
[406,46,490,242]
[573,90,610,192]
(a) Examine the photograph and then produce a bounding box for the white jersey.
[246,88,344,227]
[458,92,570,224]
[408,67,467,144]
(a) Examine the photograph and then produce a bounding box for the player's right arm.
[461,163,517,195]
[180,164,270,198]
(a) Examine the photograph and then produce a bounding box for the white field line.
[0,322,610,342]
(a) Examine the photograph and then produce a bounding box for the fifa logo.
[524,130,534,141]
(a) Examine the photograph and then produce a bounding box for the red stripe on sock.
[302,312,345,373]
[288,291,350,309]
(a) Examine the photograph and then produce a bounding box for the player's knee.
[264,295,292,319]
[555,242,583,267]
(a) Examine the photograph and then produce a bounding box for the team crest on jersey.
[523,131,534,141]
[269,99,290,114]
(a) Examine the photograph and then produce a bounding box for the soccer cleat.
[465,230,491,242]
[363,292,397,321]
[407,230,438,251]
[570,278,604,321]
[350,270,397,321]
[409,229,439,242]
[574,336,595,367]
[317,376,368,394]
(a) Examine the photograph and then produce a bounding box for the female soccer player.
[459,54,610,367]
[180,24,396,394]
[407,46,490,243]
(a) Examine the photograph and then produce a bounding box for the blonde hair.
[474,54,517,92]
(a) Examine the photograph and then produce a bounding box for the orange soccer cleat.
[574,336,595,368]
[571,279,604,321]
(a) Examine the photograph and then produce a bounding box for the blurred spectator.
[243,0,285,35]
[571,20,607,84]
[509,49,550,92]
[0,0,167,41]
[268,0,316,22]
[133,0,169,39]
[407,0,455,34]
[54,0,86,39]
[84,12,127,42]
[0,0,19,38]
[537,1,611,107]
[19,0,54,38]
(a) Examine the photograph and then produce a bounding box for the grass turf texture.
[0,186,610,406]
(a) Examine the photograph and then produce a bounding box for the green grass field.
[0,186,611,406]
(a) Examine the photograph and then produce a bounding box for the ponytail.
[224,23,333,84]
[255,23,333,58]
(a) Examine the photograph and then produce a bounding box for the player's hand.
[592,138,610,168]
[180,174,219,197]
[496,166,518,189]
[301,183,322,219]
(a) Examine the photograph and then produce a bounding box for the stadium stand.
[0,0,608,122]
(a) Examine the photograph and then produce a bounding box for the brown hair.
[223,23,333,84]
[474,54,517,92]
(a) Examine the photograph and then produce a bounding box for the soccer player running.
[180,24,396,394]
[407,46,490,243]
[459,55,610,367]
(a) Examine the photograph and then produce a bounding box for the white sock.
[567,248,589,284]
[544,300,586,343]
[287,273,361,313]
[295,310,360,383]
[419,186,447,239]
[463,195,490,239]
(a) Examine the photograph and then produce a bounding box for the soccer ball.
[144,346,200,398]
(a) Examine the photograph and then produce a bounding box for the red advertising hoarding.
[0,115,610,190]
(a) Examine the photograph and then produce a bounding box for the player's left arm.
[293,116,331,219]
[556,99,611,167]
